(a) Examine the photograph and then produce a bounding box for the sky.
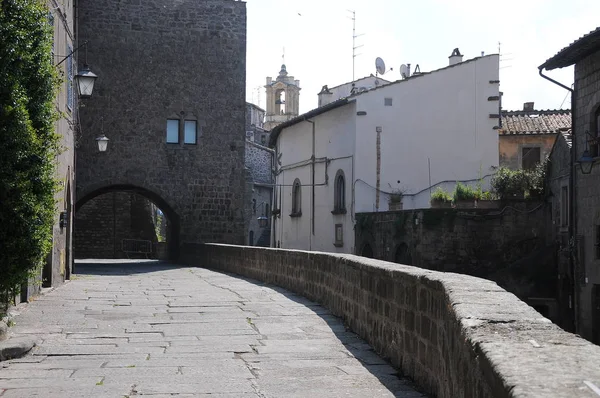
[245,0,600,114]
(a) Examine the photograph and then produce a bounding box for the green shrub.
[453,182,479,202]
[480,191,495,200]
[491,163,547,200]
[0,0,60,310]
[430,187,452,203]
[389,189,403,204]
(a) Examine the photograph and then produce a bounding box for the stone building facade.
[547,131,573,330]
[27,0,78,300]
[540,26,600,342]
[245,102,268,145]
[354,204,560,323]
[245,140,274,247]
[75,0,247,259]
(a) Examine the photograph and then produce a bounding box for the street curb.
[0,337,36,361]
[0,321,7,342]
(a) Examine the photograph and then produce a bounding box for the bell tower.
[264,64,301,131]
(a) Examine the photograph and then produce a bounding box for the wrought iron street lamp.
[577,149,595,174]
[257,216,268,228]
[76,64,97,98]
[96,135,109,152]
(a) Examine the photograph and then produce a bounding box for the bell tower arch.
[264,64,301,131]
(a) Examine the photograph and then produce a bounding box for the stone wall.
[244,141,273,246]
[74,192,157,259]
[547,132,574,330]
[245,141,273,185]
[574,49,600,342]
[76,0,247,251]
[180,244,600,398]
[354,204,559,320]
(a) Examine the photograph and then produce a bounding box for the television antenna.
[348,10,364,82]
[375,57,386,76]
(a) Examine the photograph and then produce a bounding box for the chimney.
[523,102,534,112]
[449,48,463,65]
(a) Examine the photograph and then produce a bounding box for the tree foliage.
[0,0,60,308]
[491,160,548,200]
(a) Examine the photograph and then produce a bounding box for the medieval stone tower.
[75,0,247,259]
[264,65,300,131]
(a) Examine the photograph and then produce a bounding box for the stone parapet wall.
[181,243,600,398]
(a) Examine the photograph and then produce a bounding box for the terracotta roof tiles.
[500,109,571,136]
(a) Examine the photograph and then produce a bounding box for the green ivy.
[0,0,60,310]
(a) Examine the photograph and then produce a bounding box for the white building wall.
[319,76,389,107]
[354,55,500,212]
[273,102,356,252]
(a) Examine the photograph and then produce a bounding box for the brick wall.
[180,244,600,398]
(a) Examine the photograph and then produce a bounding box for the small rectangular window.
[522,147,541,170]
[184,120,197,144]
[67,45,73,111]
[166,119,179,143]
[560,186,569,228]
[596,226,600,260]
[384,98,393,106]
[334,224,343,247]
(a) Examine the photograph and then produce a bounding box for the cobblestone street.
[0,260,424,397]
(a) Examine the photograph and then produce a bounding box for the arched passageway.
[74,185,180,261]
[361,244,374,258]
[394,243,412,265]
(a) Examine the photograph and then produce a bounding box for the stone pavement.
[0,260,426,397]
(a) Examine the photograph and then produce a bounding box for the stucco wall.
[499,134,556,169]
[354,55,500,211]
[574,49,600,342]
[180,243,600,398]
[273,102,356,251]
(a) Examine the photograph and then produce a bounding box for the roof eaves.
[324,75,391,92]
[539,27,600,70]
[268,98,354,147]
[348,54,499,98]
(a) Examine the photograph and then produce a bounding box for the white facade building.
[269,51,500,253]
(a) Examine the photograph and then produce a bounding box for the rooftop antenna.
[400,64,410,79]
[348,10,364,82]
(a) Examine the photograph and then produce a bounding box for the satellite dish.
[375,57,386,75]
[400,64,409,79]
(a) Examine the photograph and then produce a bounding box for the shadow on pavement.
[72,260,426,397]
[205,268,428,398]
[74,259,182,276]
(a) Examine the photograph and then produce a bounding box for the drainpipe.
[304,119,316,251]
[538,67,577,333]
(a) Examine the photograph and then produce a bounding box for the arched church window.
[291,179,301,216]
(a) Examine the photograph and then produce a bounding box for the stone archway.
[75,184,181,261]
[394,243,412,265]
[361,244,374,258]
